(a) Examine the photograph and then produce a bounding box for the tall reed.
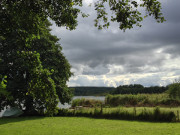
[105,94,180,107]
[71,98,104,107]
[56,107,177,122]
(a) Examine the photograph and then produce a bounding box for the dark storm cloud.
[162,0,180,24]
[135,0,180,48]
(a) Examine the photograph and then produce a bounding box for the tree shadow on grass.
[0,116,45,125]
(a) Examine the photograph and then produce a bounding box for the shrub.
[105,94,180,107]
[160,98,180,106]
[56,107,177,122]
[167,81,180,100]
[71,98,104,107]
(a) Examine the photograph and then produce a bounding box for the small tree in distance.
[167,79,180,100]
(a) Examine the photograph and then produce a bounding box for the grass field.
[0,117,180,135]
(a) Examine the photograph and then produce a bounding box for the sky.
[51,0,180,87]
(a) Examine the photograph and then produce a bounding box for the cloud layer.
[51,0,180,87]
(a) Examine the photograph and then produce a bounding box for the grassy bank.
[103,107,180,115]
[0,117,180,135]
[57,107,180,122]
[72,98,103,107]
[105,94,180,107]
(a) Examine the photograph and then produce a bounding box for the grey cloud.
[51,0,180,86]
[82,65,110,75]
[163,46,180,58]
[68,76,106,86]
[162,0,180,24]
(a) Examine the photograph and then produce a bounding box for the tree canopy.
[0,5,72,115]
[0,0,165,31]
[111,84,167,94]
[0,0,165,116]
[94,0,165,30]
[167,80,180,100]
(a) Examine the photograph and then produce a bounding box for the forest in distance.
[70,84,168,96]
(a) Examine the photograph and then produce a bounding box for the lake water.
[0,96,105,117]
[58,96,105,109]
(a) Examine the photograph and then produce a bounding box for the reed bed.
[105,94,180,107]
[57,107,180,122]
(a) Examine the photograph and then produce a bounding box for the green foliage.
[57,107,177,122]
[167,80,180,100]
[72,86,115,96]
[0,0,82,31]
[30,20,73,105]
[0,0,165,31]
[72,85,167,96]
[0,75,7,95]
[0,21,72,115]
[19,51,58,116]
[111,84,167,94]
[0,1,73,116]
[94,0,165,30]
[0,75,13,110]
[105,94,180,107]
[71,98,103,107]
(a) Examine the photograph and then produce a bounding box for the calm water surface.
[58,96,105,108]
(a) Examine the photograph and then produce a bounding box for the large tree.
[0,2,73,115]
[0,0,165,116]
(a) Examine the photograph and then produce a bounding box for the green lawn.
[0,117,180,135]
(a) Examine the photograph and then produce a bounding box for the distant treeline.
[70,84,168,96]
[110,84,167,94]
[70,87,115,96]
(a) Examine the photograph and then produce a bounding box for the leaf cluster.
[94,0,165,30]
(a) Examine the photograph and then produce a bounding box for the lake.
[58,96,105,108]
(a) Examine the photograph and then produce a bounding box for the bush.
[71,98,104,107]
[167,81,180,100]
[56,107,177,122]
[105,94,180,107]
[160,98,180,106]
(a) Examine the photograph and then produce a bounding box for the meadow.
[70,94,180,122]
[0,117,180,135]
